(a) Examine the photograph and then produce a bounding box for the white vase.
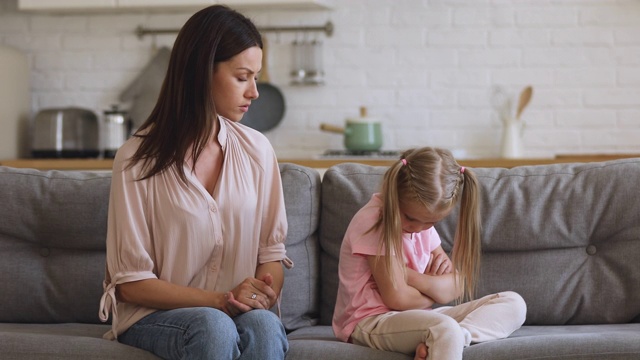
[501,121,524,158]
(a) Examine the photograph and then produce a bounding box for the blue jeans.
[118,307,288,360]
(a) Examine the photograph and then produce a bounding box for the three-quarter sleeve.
[257,146,289,266]
[99,145,158,336]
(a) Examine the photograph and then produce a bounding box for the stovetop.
[319,149,402,159]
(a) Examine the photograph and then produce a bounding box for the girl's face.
[211,46,262,122]
[399,200,450,234]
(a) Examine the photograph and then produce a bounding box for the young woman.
[98,5,291,359]
[332,147,526,360]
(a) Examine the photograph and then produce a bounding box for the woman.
[98,5,291,359]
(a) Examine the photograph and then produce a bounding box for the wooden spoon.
[515,86,533,120]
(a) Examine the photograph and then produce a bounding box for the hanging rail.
[135,20,333,39]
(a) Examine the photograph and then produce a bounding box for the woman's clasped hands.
[223,273,277,317]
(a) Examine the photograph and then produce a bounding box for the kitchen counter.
[1,154,639,171]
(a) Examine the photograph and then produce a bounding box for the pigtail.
[451,168,482,303]
[376,161,407,288]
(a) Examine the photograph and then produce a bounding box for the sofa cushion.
[319,159,640,326]
[319,164,385,325]
[443,159,640,325]
[461,324,640,360]
[0,323,159,359]
[286,323,640,360]
[278,164,322,331]
[287,325,410,360]
[0,167,111,324]
[0,163,321,330]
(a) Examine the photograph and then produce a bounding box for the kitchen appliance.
[102,105,131,158]
[320,107,383,152]
[31,107,99,158]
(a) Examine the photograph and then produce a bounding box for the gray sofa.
[1,159,639,360]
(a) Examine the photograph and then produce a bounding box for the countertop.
[1,154,639,171]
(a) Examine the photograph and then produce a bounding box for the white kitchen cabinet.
[223,0,333,10]
[18,0,117,11]
[18,0,332,11]
[117,0,214,9]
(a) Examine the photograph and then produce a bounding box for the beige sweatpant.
[350,291,527,360]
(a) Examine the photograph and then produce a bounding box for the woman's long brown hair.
[128,5,262,181]
[374,147,482,302]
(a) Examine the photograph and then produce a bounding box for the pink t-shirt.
[332,194,442,342]
[99,116,289,340]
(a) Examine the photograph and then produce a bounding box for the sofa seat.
[286,324,640,360]
[0,323,158,359]
[3,322,639,360]
[463,324,640,360]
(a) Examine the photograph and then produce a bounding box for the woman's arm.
[117,279,226,310]
[255,260,284,308]
[117,271,279,317]
[367,255,435,310]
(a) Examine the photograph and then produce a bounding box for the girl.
[332,147,526,360]
[99,5,290,359]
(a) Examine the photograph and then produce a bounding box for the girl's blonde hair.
[374,147,481,302]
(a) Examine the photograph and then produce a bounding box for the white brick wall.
[1,0,640,159]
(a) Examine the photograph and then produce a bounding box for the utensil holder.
[501,121,524,158]
[290,38,324,85]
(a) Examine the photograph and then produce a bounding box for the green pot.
[343,120,382,151]
[320,115,383,152]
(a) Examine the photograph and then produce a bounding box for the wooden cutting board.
[0,45,30,159]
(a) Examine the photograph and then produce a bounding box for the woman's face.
[399,200,450,234]
[211,46,262,122]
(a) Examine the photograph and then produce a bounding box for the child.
[332,147,527,360]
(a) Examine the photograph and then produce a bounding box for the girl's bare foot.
[414,342,428,360]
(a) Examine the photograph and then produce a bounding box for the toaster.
[31,107,100,158]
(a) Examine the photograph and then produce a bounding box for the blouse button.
[39,247,50,257]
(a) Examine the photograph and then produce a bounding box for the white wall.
[1,0,640,159]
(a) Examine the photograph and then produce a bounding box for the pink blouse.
[99,116,290,340]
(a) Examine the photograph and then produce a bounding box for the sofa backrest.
[319,159,640,326]
[277,164,322,331]
[0,167,111,324]
[0,163,322,329]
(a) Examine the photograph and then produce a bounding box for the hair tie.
[401,159,407,166]
[460,166,465,174]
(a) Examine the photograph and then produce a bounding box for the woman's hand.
[222,274,277,317]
